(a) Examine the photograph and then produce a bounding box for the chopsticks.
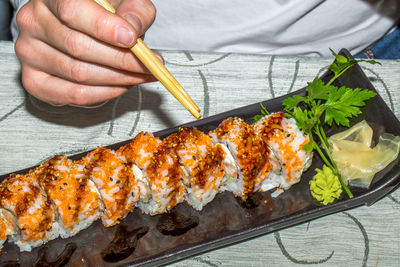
[94,0,201,119]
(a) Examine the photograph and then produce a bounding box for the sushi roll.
[0,172,62,251]
[164,127,226,211]
[209,117,276,199]
[254,112,313,190]
[0,208,18,250]
[0,114,314,253]
[36,155,104,238]
[118,132,186,215]
[81,147,139,227]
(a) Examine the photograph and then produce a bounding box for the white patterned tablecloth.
[0,40,400,266]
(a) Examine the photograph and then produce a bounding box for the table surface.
[0,40,399,267]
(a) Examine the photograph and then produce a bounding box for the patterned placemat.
[1,41,399,266]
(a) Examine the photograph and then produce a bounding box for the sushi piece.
[118,132,186,215]
[0,208,18,250]
[117,132,159,203]
[164,127,226,211]
[0,172,62,251]
[254,112,312,190]
[143,143,186,215]
[81,147,139,227]
[209,117,277,199]
[36,155,104,238]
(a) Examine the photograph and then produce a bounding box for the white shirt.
[145,0,398,56]
[10,0,399,57]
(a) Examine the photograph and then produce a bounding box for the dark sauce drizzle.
[237,192,263,209]
[101,225,149,263]
[156,211,199,236]
[34,242,77,267]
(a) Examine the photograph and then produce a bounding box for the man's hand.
[15,0,158,106]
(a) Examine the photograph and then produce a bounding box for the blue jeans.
[355,27,400,59]
[0,0,12,40]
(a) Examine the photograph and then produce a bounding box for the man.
[8,0,400,107]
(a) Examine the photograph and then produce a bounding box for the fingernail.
[116,26,134,46]
[123,13,143,36]
[155,54,164,64]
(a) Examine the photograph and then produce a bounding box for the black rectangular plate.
[1,49,400,267]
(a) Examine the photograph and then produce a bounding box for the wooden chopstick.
[94,0,201,119]
[131,41,201,118]
[133,39,200,113]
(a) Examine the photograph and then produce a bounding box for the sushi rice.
[118,132,186,215]
[82,147,139,227]
[0,172,62,251]
[36,155,104,238]
[0,208,18,250]
[254,112,313,190]
[164,127,227,211]
[209,117,278,199]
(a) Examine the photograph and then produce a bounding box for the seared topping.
[0,171,54,242]
[37,155,101,232]
[255,112,285,142]
[146,143,184,210]
[83,147,137,226]
[117,132,161,168]
[255,112,310,183]
[211,117,272,198]
[194,145,225,188]
[165,127,226,189]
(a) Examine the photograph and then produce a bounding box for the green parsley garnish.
[282,50,378,201]
[327,49,380,86]
[253,103,269,123]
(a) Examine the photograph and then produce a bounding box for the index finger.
[44,0,137,47]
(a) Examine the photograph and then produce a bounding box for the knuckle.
[68,86,91,106]
[64,31,85,58]
[14,38,25,58]
[20,69,32,91]
[140,0,156,25]
[14,36,31,62]
[56,0,76,25]
[16,4,33,30]
[115,50,134,71]
[20,67,39,96]
[93,14,112,38]
[69,62,89,84]
[147,1,156,19]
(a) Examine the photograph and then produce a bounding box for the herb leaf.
[282,95,307,111]
[324,86,376,126]
[302,139,315,152]
[307,78,332,100]
[253,103,269,122]
[253,115,263,123]
[328,49,381,86]
[290,107,317,133]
